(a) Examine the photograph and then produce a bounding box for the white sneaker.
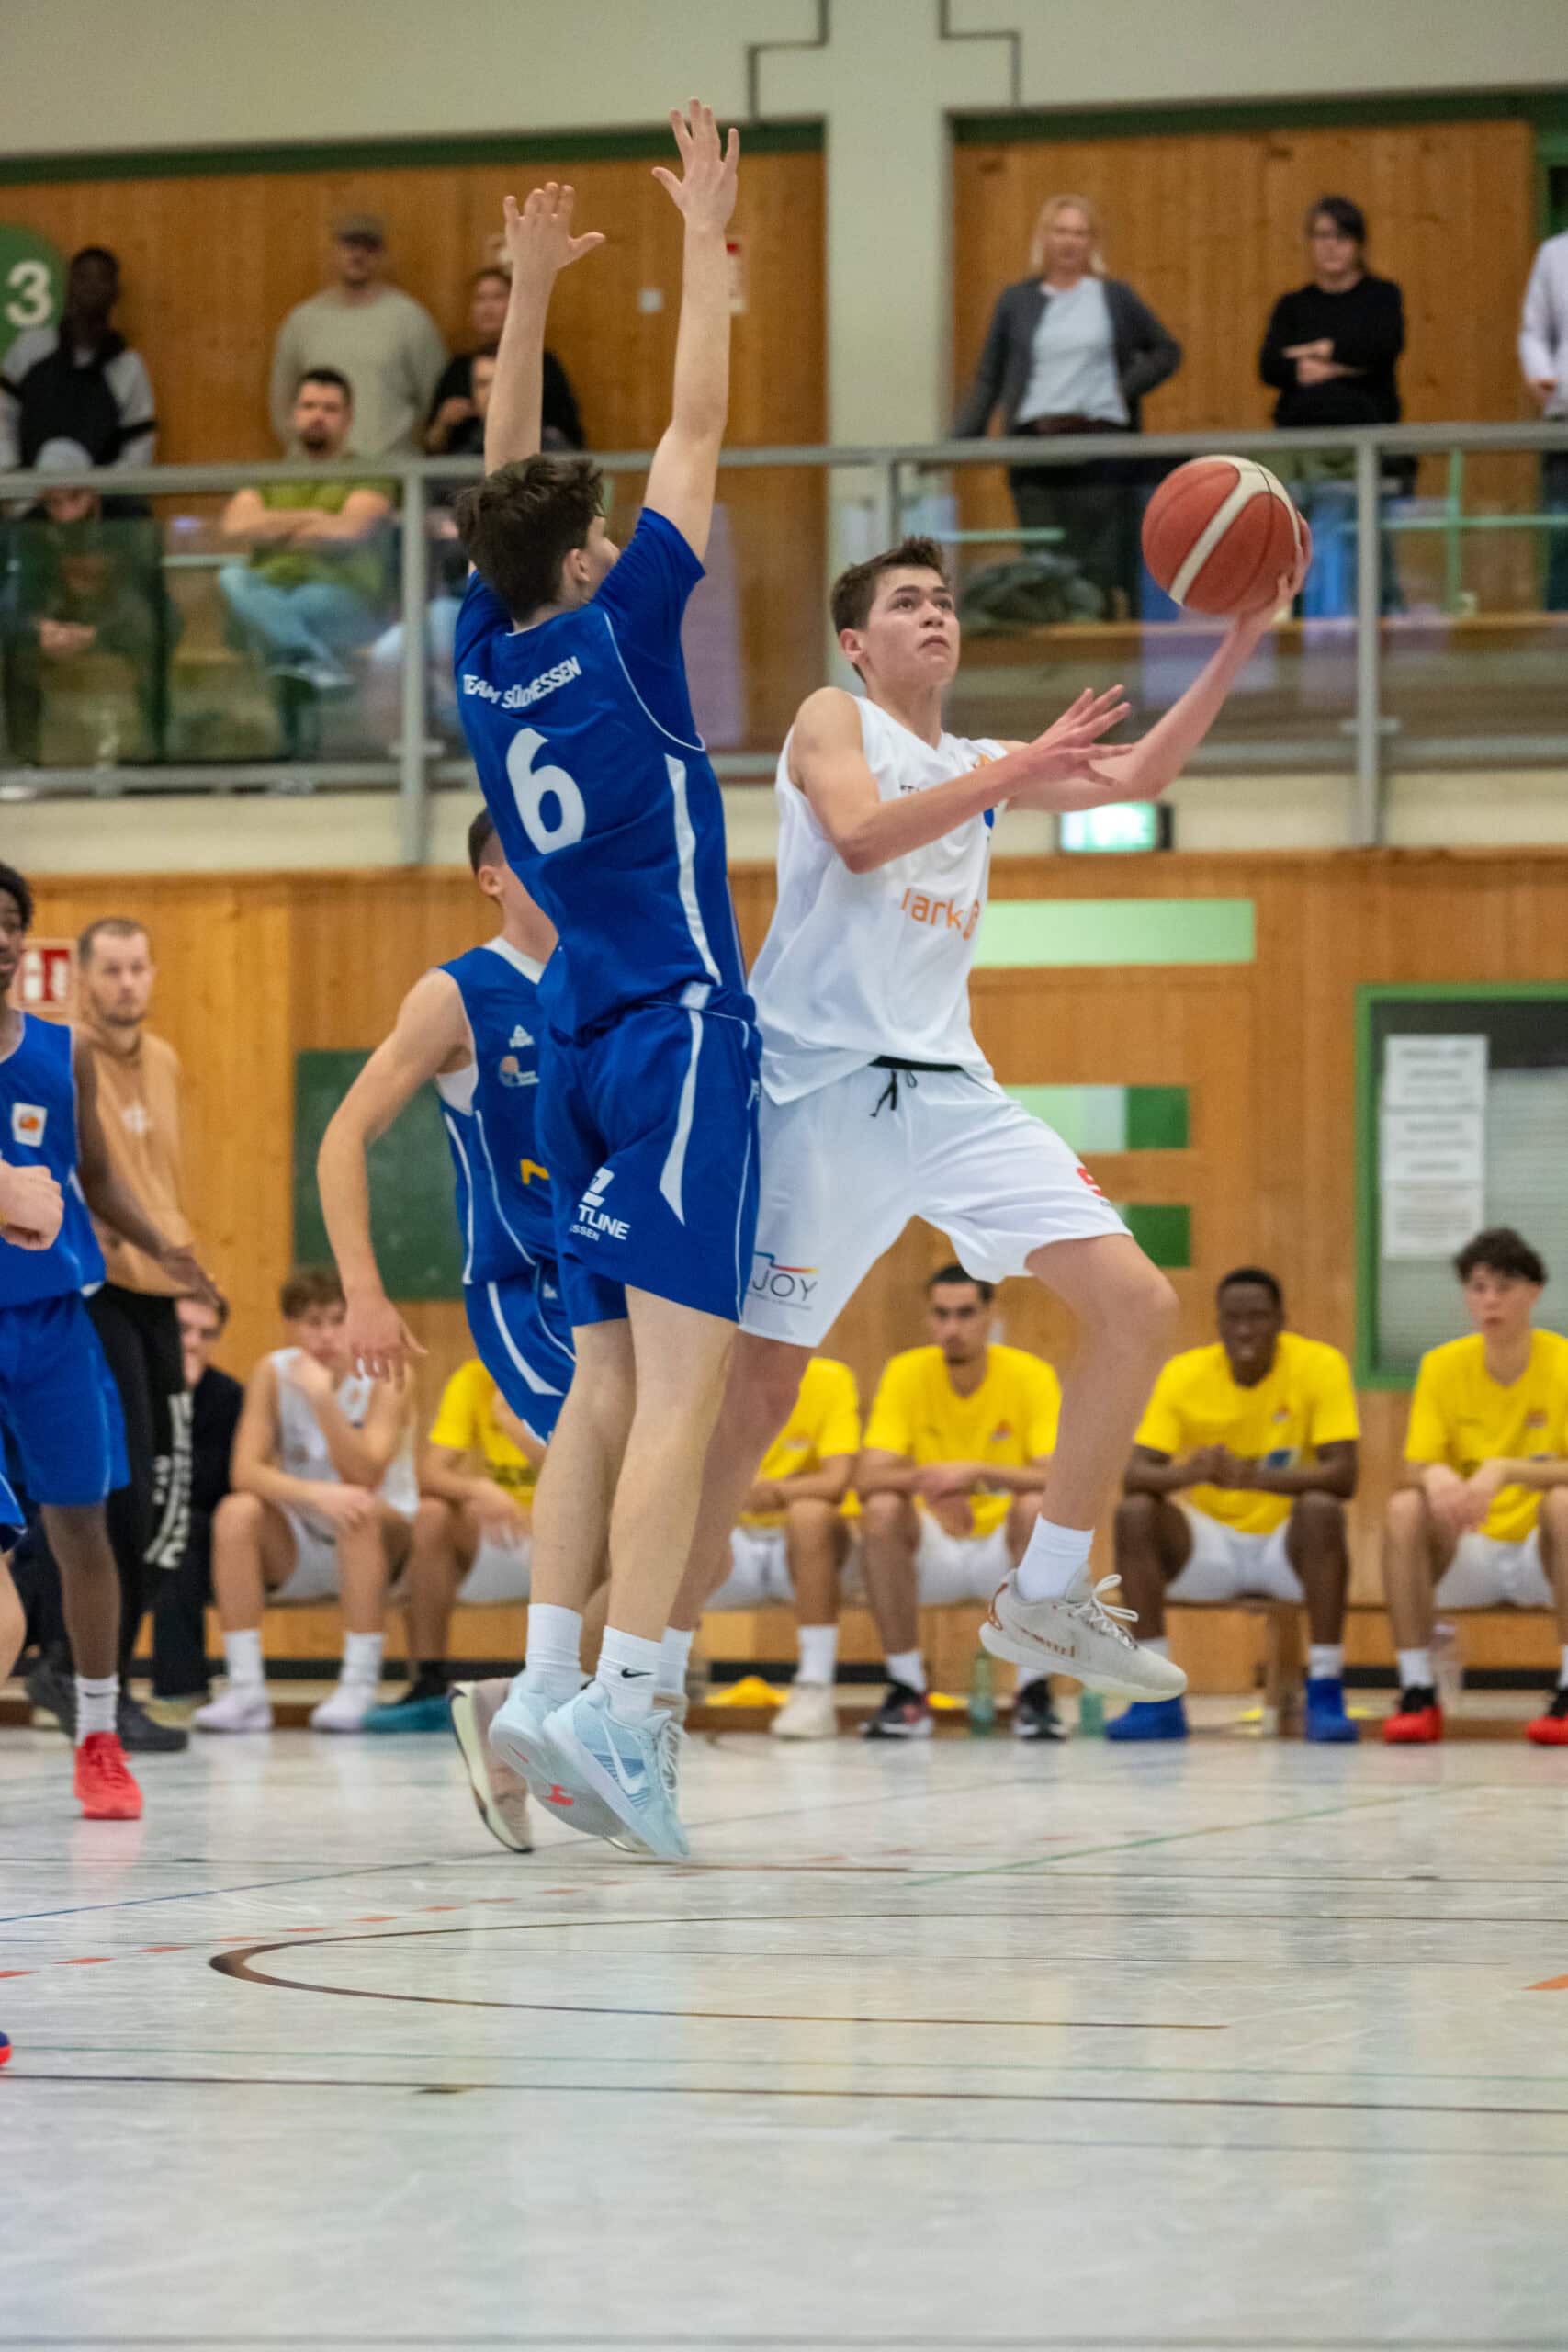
[192,1685,273,1734]
[449,1679,532,1853]
[310,1678,379,1733]
[980,1569,1189,1701]
[488,1679,627,1845]
[771,1680,838,1740]
[544,1684,690,1862]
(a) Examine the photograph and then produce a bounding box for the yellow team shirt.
[1136,1331,1360,1538]
[863,1344,1061,1538]
[427,1358,536,1501]
[740,1357,861,1530]
[1404,1329,1568,1544]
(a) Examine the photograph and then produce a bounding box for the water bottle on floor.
[1077,1690,1106,1737]
[968,1649,997,1736]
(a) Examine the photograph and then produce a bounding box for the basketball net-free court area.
[5,1715,1566,2349]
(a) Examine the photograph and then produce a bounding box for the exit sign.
[14,941,74,1017]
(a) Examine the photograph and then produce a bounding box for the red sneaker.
[73,1732,144,1819]
[1382,1687,1443,1745]
[1526,1689,1568,1746]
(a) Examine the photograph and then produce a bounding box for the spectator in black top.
[425,266,582,454]
[0,248,157,486]
[150,1293,244,1701]
[955,193,1181,618]
[1259,196,1406,617]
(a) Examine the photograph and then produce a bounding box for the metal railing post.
[1352,436,1383,847]
[398,467,430,865]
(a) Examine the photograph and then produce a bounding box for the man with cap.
[268,212,446,459]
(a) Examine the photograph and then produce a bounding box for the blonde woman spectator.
[954,192,1181,616]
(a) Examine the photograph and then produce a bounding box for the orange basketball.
[1142,456,1304,615]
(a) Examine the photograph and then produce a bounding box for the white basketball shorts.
[274,1503,413,1604]
[706,1524,796,1611]
[458,1533,534,1605]
[1165,1503,1304,1605]
[912,1519,1015,1606]
[1434,1530,1551,1611]
[741,1065,1129,1345]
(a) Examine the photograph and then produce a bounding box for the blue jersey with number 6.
[454,509,751,1040]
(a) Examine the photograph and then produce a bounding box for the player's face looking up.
[1462,1265,1540,1344]
[926,1278,990,1370]
[1215,1280,1284,1384]
[840,569,959,692]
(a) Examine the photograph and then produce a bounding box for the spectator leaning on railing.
[269,210,446,461]
[954,191,1181,619]
[1518,222,1568,612]
[0,246,156,484]
[425,265,583,454]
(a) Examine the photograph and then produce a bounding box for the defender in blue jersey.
[446,111,751,1859]
[0,861,219,1819]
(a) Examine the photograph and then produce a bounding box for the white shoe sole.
[449,1688,532,1854]
[544,1715,688,1862]
[489,1696,626,1845]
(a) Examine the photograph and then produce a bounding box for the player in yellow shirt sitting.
[363,1356,543,1738]
[857,1265,1061,1741]
[1382,1227,1568,1747]
[704,1355,861,1743]
[1110,1267,1360,1744]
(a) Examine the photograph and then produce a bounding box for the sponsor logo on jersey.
[1075,1164,1108,1200]
[519,1159,549,1186]
[509,1025,534,1050]
[10,1102,46,1146]
[461,654,583,712]
[120,1102,152,1136]
[572,1166,629,1243]
[1525,1408,1549,1431]
[989,1421,1014,1443]
[498,1055,537,1089]
[750,1251,819,1308]
[897,887,983,941]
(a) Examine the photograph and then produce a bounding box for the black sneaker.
[1011,1680,1066,1741]
[25,1653,75,1736]
[117,1692,189,1753]
[860,1680,934,1740]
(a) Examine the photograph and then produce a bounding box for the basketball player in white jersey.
[660,527,1309,1709]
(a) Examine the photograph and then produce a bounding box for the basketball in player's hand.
[1142,456,1306,615]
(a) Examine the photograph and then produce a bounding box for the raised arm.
[485,184,604,475]
[642,100,740,561]
[318,967,468,1380]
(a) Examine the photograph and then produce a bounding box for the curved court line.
[210,1918,1224,2030]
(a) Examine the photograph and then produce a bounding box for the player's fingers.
[669,106,693,156]
[724,126,740,169]
[650,168,679,199]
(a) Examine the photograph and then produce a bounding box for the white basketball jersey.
[269,1348,418,1520]
[750,695,1008,1102]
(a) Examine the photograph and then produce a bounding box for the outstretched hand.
[651,98,739,234]
[501,183,605,294]
[1232,515,1314,635]
[1006,684,1135,813]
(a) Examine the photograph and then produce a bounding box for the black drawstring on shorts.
[868,1056,964,1118]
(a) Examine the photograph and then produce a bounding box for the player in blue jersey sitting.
[0,861,219,1819]
[443,107,753,1858]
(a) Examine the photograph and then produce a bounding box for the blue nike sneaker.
[1105,1694,1190,1742]
[488,1679,626,1844]
[1303,1675,1359,1743]
[543,1682,691,1861]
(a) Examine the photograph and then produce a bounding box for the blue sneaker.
[1303,1675,1359,1743]
[544,1684,691,1861]
[489,1679,626,1845]
[1105,1695,1190,1742]
[362,1690,452,1735]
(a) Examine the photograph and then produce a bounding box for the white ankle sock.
[74,1673,118,1743]
[342,1630,384,1686]
[1398,1646,1433,1690]
[222,1628,265,1691]
[1308,1644,1345,1681]
[522,1602,583,1704]
[1142,1635,1173,1661]
[596,1625,662,1724]
[658,1625,694,1694]
[886,1647,926,1694]
[796,1624,839,1686]
[1015,1518,1093,1601]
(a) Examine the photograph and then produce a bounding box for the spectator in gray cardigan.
[1519,225,1568,612]
[954,193,1180,618]
[269,211,446,459]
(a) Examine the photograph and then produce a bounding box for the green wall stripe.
[1005,1083,1189,1153]
[977,898,1254,968]
[1116,1204,1191,1269]
[954,89,1568,145]
[0,120,822,188]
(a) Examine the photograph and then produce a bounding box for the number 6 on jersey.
[506,728,586,854]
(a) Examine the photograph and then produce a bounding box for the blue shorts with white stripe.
[464,1264,576,1444]
[541,1001,761,1329]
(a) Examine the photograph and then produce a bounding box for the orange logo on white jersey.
[1076,1164,1108,1200]
[10,1103,46,1147]
[898,888,983,940]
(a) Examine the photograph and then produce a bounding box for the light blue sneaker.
[487,1679,626,1845]
[543,1683,691,1862]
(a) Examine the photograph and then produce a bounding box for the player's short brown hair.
[279,1265,345,1320]
[78,915,149,965]
[455,455,604,622]
[926,1261,994,1305]
[829,537,949,639]
[467,808,502,874]
[1453,1227,1547,1288]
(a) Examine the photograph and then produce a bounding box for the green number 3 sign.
[0,225,65,336]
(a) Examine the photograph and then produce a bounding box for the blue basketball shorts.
[0,1290,130,1510]
[463,1261,576,1444]
[542,1001,761,1328]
